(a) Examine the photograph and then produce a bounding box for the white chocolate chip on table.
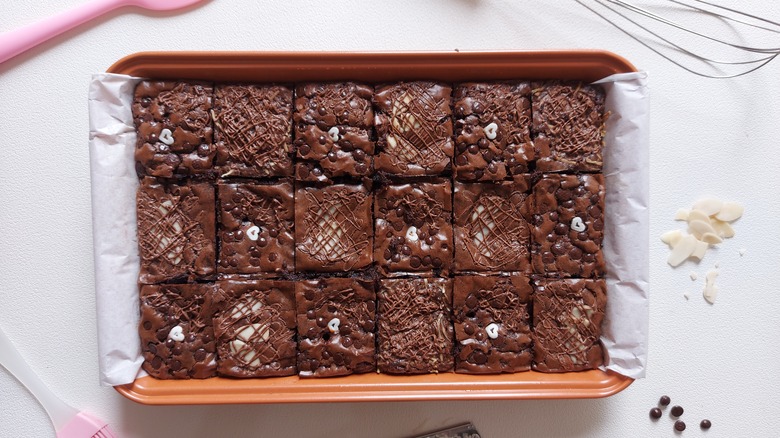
[702,268,719,304]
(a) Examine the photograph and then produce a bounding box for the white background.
[1,1,779,437]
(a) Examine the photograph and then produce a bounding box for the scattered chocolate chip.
[671,406,684,417]
[649,408,662,419]
[659,395,671,406]
[674,420,686,432]
[700,419,711,430]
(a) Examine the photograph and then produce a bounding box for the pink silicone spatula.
[0,0,205,64]
[0,326,116,437]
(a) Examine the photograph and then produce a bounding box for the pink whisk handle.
[57,412,116,438]
[0,0,125,64]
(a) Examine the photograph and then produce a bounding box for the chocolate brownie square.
[133,81,215,178]
[453,82,534,181]
[139,283,217,379]
[213,280,296,378]
[217,182,294,276]
[374,82,453,176]
[454,177,531,273]
[374,180,453,274]
[295,184,373,272]
[136,177,216,284]
[294,82,374,128]
[531,81,607,172]
[453,275,533,374]
[212,84,293,178]
[526,174,605,278]
[296,278,376,377]
[377,278,454,374]
[533,278,606,372]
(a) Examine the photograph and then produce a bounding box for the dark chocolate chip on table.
[649,408,662,419]
[659,395,671,406]
[674,420,686,432]
[671,405,684,417]
[700,419,712,430]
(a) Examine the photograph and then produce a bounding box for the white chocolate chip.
[702,268,719,304]
[660,230,683,247]
[693,198,723,216]
[570,217,586,232]
[483,122,498,140]
[327,318,340,334]
[715,202,744,222]
[688,219,716,240]
[406,226,419,242]
[687,209,711,225]
[246,225,260,241]
[485,323,499,339]
[667,235,698,267]
[328,127,341,142]
[674,209,690,221]
[690,240,709,260]
[159,128,174,145]
[701,232,723,245]
[167,325,185,342]
[711,219,735,238]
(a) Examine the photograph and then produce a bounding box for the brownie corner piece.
[453,274,533,374]
[217,181,294,276]
[374,81,453,176]
[527,173,605,278]
[295,184,373,272]
[213,84,293,178]
[139,283,218,379]
[136,177,216,284]
[213,280,297,377]
[132,80,215,178]
[453,82,534,181]
[532,278,607,373]
[296,277,376,377]
[531,81,607,172]
[454,179,531,273]
[377,278,454,374]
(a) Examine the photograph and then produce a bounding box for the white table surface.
[2,1,779,437]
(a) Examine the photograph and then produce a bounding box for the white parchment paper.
[89,71,649,386]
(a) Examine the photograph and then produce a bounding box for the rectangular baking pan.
[108,50,636,405]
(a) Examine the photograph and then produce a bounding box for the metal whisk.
[576,0,780,78]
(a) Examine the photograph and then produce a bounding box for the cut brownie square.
[136,177,216,284]
[377,278,454,374]
[295,184,373,272]
[526,174,605,278]
[133,81,215,178]
[213,280,296,378]
[533,278,606,372]
[139,283,217,379]
[294,83,374,182]
[454,177,531,273]
[453,82,534,181]
[374,180,453,274]
[374,81,453,176]
[531,81,607,172]
[453,274,533,374]
[217,181,294,276]
[296,277,376,377]
[212,84,293,178]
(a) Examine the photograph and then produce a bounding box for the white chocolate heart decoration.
[159,128,175,145]
[327,317,340,334]
[328,127,341,142]
[168,325,185,342]
[571,217,586,232]
[485,323,499,339]
[246,225,260,241]
[483,122,498,140]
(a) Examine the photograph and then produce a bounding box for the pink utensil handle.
[0,0,126,64]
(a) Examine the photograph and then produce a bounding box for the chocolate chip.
[674,421,686,432]
[659,395,671,406]
[468,144,479,155]
[671,406,684,417]
[472,351,487,364]
[700,420,711,430]
[465,294,478,309]
[464,322,475,335]
[650,408,662,419]
[143,321,152,330]
[409,256,421,268]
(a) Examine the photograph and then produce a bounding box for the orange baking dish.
[109,50,636,405]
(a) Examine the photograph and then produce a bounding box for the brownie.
[453,82,534,181]
[294,82,374,128]
[532,278,606,372]
[374,180,453,274]
[295,184,373,272]
[136,177,216,284]
[377,278,454,374]
[139,283,217,379]
[453,275,533,374]
[454,177,531,273]
[213,280,296,378]
[217,182,294,276]
[374,82,453,176]
[296,278,376,377]
[133,81,215,178]
[531,81,607,172]
[212,84,293,178]
[526,174,605,278]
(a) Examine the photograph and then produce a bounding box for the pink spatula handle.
[0,0,126,64]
